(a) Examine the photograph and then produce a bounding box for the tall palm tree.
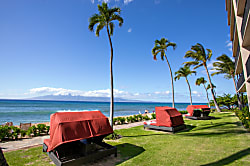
[174,66,196,105]
[211,54,242,108]
[195,77,210,107]
[184,43,221,112]
[88,2,123,128]
[152,38,176,108]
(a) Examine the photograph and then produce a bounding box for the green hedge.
[0,124,50,142]
[113,113,156,125]
[235,107,250,129]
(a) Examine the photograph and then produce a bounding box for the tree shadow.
[201,147,250,166]
[191,122,242,131]
[179,129,247,137]
[115,143,145,165]
[122,133,166,138]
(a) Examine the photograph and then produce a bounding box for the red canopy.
[44,111,113,152]
[186,105,210,116]
[154,106,184,127]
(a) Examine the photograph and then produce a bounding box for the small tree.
[195,77,210,107]
[174,66,196,105]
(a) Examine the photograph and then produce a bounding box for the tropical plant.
[152,37,176,107]
[174,66,196,105]
[211,54,242,108]
[195,77,210,107]
[184,43,221,112]
[88,2,123,128]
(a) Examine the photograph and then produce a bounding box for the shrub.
[138,114,143,121]
[179,110,188,114]
[151,113,156,119]
[105,131,121,140]
[113,118,118,125]
[133,115,139,122]
[29,126,38,137]
[37,124,46,135]
[46,126,50,134]
[235,107,250,129]
[20,130,26,138]
[0,125,10,141]
[143,115,150,120]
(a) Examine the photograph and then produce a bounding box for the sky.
[0,0,235,102]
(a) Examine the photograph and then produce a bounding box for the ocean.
[0,99,207,125]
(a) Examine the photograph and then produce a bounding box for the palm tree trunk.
[203,84,211,107]
[0,148,8,166]
[107,27,114,129]
[232,75,243,109]
[185,77,192,105]
[204,64,221,112]
[164,55,175,108]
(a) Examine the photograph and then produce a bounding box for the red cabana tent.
[186,105,210,116]
[144,106,185,132]
[44,111,113,152]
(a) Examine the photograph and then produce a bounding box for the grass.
[4,112,250,166]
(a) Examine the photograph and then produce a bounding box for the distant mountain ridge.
[26,94,141,102]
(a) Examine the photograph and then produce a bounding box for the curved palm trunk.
[185,77,192,105]
[204,64,221,112]
[232,75,243,109]
[107,27,114,129]
[203,84,211,107]
[0,148,9,166]
[164,55,175,108]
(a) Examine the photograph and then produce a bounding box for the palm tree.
[174,66,196,105]
[211,54,242,108]
[152,38,176,108]
[184,43,221,112]
[88,2,123,128]
[195,77,210,107]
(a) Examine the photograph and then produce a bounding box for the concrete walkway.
[0,122,144,152]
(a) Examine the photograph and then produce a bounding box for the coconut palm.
[174,66,196,105]
[195,77,210,107]
[184,43,221,112]
[0,148,8,166]
[152,38,176,108]
[88,2,123,128]
[211,54,242,108]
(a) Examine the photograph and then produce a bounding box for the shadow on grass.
[191,122,242,132]
[122,133,165,138]
[201,147,250,166]
[115,143,145,165]
[179,129,247,137]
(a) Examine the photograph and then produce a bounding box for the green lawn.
[4,113,250,166]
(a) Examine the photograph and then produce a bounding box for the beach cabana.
[185,105,213,120]
[43,111,117,166]
[144,106,186,132]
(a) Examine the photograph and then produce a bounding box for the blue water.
[0,99,207,125]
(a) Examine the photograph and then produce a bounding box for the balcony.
[237,0,246,16]
[246,56,250,82]
[235,43,243,75]
[241,0,250,47]
[237,72,246,92]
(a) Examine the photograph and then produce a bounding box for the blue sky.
[0,0,234,102]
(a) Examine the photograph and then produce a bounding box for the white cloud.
[226,34,232,52]
[91,0,95,4]
[128,28,132,32]
[124,0,133,5]
[192,91,198,94]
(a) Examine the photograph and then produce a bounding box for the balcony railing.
[236,0,238,7]
[241,0,250,38]
[246,56,250,81]
[237,72,245,91]
[235,44,240,68]
[233,17,236,42]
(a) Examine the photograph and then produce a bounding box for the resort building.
[226,0,250,111]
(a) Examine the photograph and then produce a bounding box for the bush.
[179,110,188,114]
[143,115,150,120]
[20,130,26,138]
[46,126,50,134]
[37,124,46,136]
[151,113,156,119]
[105,131,121,140]
[235,107,250,129]
[0,125,10,141]
[29,126,38,137]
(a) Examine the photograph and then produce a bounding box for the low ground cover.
[4,112,250,166]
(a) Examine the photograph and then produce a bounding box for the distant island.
[25,94,141,102]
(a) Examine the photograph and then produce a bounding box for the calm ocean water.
[0,100,207,125]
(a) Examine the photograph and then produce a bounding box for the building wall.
[226,0,250,111]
